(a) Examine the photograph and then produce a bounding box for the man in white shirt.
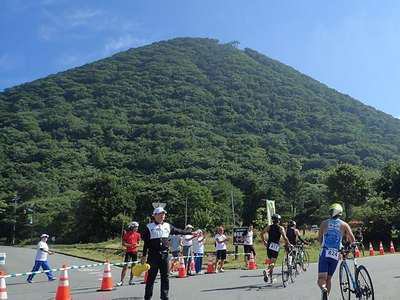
[243,225,256,265]
[27,234,55,283]
[214,226,229,272]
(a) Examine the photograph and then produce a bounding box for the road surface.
[1,246,399,299]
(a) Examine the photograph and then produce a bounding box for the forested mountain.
[1,37,400,242]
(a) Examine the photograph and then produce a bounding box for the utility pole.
[231,190,238,260]
[185,196,188,227]
[11,194,20,245]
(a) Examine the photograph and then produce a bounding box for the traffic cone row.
[0,272,7,300]
[247,253,257,270]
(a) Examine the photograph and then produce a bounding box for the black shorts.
[266,243,279,259]
[244,245,256,257]
[216,250,227,260]
[124,252,138,263]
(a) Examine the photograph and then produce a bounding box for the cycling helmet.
[128,221,139,229]
[329,203,343,218]
[271,213,281,223]
[289,220,296,227]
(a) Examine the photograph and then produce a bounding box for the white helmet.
[329,203,343,218]
[128,221,139,229]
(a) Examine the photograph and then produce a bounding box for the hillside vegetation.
[0,38,399,243]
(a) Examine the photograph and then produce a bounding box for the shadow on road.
[201,283,284,293]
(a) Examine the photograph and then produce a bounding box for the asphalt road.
[1,246,399,299]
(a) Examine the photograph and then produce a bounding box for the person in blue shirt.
[317,203,355,298]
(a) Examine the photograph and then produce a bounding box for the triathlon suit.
[267,224,281,259]
[318,218,343,276]
[286,227,297,245]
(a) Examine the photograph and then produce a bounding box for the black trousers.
[144,251,169,300]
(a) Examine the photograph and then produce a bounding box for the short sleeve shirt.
[35,241,49,261]
[215,234,227,251]
[123,231,141,253]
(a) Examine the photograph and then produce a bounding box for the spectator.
[117,221,141,286]
[169,234,182,273]
[192,229,205,274]
[182,224,195,275]
[27,234,55,283]
[214,226,228,272]
[243,225,256,265]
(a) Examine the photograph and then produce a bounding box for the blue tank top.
[322,218,343,250]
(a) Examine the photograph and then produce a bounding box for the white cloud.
[65,9,102,27]
[104,35,147,55]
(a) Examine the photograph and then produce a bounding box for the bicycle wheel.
[355,265,374,300]
[339,261,351,300]
[288,253,295,283]
[281,256,289,287]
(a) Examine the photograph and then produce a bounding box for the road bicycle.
[294,242,310,272]
[339,243,374,300]
[281,246,296,287]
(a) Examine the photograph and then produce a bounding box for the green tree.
[375,160,400,202]
[325,164,370,219]
[76,175,135,242]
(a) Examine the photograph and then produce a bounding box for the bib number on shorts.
[269,242,280,252]
[325,248,339,260]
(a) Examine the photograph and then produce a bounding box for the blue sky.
[1,0,399,118]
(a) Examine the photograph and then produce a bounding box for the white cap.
[185,224,194,229]
[129,221,139,228]
[41,234,49,238]
[152,207,167,215]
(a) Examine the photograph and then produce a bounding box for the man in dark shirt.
[141,207,196,300]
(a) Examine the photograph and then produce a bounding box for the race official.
[141,207,196,300]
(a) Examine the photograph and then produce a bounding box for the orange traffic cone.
[247,254,257,270]
[379,241,385,255]
[178,256,186,278]
[190,256,196,273]
[369,242,375,256]
[390,241,396,254]
[97,261,115,291]
[354,245,360,258]
[206,255,215,274]
[55,265,71,300]
[0,272,7,300]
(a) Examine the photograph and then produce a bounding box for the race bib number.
[325,248,339,260]
[269,242,280,252]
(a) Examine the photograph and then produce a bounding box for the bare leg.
[120,265,128,282]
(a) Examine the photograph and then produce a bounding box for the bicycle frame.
[341,249,363,297]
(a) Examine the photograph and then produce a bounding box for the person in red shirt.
[117,221,141,286]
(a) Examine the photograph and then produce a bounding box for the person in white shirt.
[243,225,256,265]
[192,229,205,274]
[27,234,55,283]
[214,226,229,272]
[182,224,195,275]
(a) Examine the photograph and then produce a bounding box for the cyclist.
[317,203,355,299]
[286,220,308,246]
[261,214,291,283]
